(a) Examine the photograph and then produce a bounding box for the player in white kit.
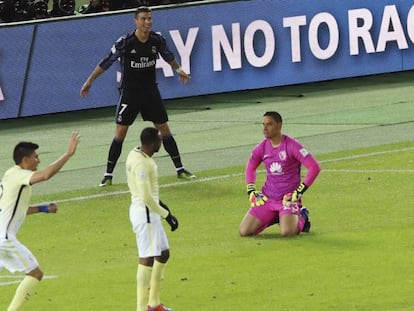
[126,127,179,311]
[0,132,80,310]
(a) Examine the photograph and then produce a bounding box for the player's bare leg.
[239,213,263,236]
[279,214,300,237]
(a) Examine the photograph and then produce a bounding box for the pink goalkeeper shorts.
[248,198,301,225]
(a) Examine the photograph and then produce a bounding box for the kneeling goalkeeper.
[239,111,321,237]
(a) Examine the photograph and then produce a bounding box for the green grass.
[1,71,414,310]
[1,141,413,310]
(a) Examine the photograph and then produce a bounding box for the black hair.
[135,5,150,17]
[263,111,283,123]
[140,127,160,146]
[13,142,39,165]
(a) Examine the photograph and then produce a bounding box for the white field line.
[320,146,414,163]
[42,147,414,204]
[323,169,414,173]
[0,275,58,287]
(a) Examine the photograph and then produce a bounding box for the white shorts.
[0,238,39,273]
[131,220,169,258]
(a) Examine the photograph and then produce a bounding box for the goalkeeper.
[239,111,321,237]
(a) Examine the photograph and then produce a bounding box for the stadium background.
[1,0,414,119]
[0,1,414,310]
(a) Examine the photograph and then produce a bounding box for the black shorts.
[115,86,169,126]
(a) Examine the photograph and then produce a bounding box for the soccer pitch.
[1,72,414,310]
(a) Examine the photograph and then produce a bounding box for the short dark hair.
[140,127,160,146]
[13,142,39,165]
[135,6,151,17]
[264,111,283,123]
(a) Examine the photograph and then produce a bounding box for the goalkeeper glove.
[166,213,179,232]
[283,182,308,205]
[160,200,179,231]
[247,183,268,207]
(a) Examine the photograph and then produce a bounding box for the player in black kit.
[80,6,195,187]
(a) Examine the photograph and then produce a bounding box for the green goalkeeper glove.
[247,183,268,207]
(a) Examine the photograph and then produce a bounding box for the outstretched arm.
[30,132,80,185]
[169,59,191,84]
[80,65,105,97]
[27,203,58,215]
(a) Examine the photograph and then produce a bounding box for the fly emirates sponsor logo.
[131,57,156,69]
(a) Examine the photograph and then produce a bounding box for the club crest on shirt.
[278,151,287,161]
[152,46,157,54]
[270,162,282,175]
[300,148,309,157]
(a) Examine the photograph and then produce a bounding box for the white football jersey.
[126,148,168,224]
[0,166,34,240]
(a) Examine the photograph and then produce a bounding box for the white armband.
[175,67,184,74]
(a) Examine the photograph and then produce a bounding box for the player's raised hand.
[247,183,268,207]
[67,132,80,157]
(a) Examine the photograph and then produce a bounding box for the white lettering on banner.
[212,23,242,71]
[155,56,173,76]
[170,28,199,74]
[0,86,4,101]
[349,5,412,55]
[212,21,275,71]
[376,5,408,52]
[309,12,339,60]
[118,3,414,79]
[284,13,339,62]
[244,20,275,67]
[283,15,307,62]
[154,28,198,77]
[408,6,414,44]
[348,8,376,55]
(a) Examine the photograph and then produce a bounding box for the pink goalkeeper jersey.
[246,135,321,201]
